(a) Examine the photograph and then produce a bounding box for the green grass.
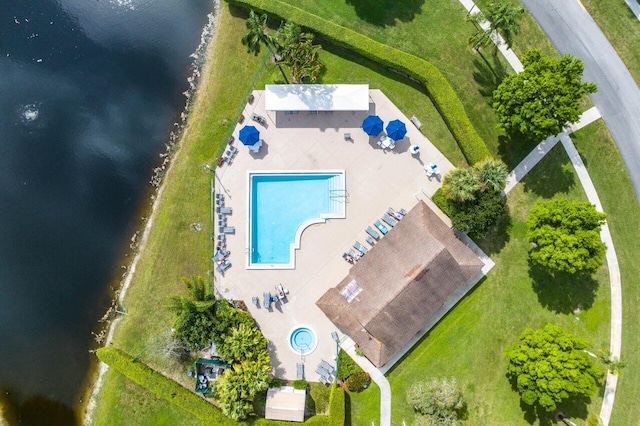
[570,120,640,425]
[346,382,380,426]
[387,144,611,425]
[578,0,640,84]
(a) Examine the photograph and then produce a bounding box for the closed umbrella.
[386,119,407,141]
[239,125,260,146]
[362,115,384,137]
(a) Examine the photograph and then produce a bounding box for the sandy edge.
[82,2,221,424]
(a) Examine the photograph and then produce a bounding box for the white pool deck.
[214,89,453,380]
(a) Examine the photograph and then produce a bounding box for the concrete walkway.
[460,0,622,423]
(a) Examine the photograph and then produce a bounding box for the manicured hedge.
[96,347,238,426]
[328,384,346,425]
[225,0,491,165]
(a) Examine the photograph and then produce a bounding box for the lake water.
[0,0,213,422]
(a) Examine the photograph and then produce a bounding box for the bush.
[337,349,363,381]
[293,379,308,390]
[225,0,491,165]
[345,372,370,392]
[96,347,238,425]
[269,377,284,388]
[449,190,507,238]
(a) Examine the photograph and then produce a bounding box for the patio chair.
[399,208,408,216]
[297,363,305,380]
[263,292,272,309]
[374,220,389,235]
[319,375,329,385]
[365,236,375,246]
[344,133,351,141]
[365,226,381,240]
[315,365,330,376]
[215,193,224,200]
[382,213,398,227]
[353,241,368,255]
[220,226,235,234]
[216,260,231,273]
[388,208,403,220]
[348,248,361,261]
[216,206,232,215]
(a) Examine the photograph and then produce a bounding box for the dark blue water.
[0,0,213,422]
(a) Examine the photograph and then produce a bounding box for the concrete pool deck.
[214,89,454,380]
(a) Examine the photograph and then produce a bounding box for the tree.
[442,168,481,202]
[407,378,464,425]
[276,22,324,83]
[166,276,215,351]
[474,158,508,193]
[504,324,602,411]
[217,323,267,364]
[527,198,606,274]
[492,49,597,141]
[241,10,289,83]
[215,353,270,420]
[468,1,525,50]
[448,190,507,238]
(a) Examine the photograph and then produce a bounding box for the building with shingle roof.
[316,201,484,367]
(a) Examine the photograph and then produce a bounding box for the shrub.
[337,349,363,381]
[293,379,308,390]
[449,190,507,238]
[225,0,491,165]
[474,158,508,193]
[345,372,370,392]
[442,168,481,202]
[269,377,284,388]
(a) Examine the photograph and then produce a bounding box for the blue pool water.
[250,173,340,266]
[289,327,317,355]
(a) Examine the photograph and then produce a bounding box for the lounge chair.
[220,226,235,234]
[365,236,375,246]
[347,248,361,261]
[353,241,368,255]
[216,206,232,215]
[319,375,329,385]
[388,208,403,220]
[344,133,351,141]
[216,260,231,273]
[382,213,398,227]
[374,220,388,235]
[215,193,224,200]
[365,226,381,240]
[297,363,305,380]
[263,292,272,309]
[399,208,408,216]
[343,253,355,264]
[320,360,335,374]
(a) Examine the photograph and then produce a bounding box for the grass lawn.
[387,143,611,425]
[346,382,380,426]
[571,120,640,425]
[578,0,640,84]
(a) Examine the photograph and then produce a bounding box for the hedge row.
[328,384,346,425]
[96,347,238,426]
[225,0,491,165]
[98,347,346,425]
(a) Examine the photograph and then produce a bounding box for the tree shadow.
[305,392,318,416]
[520,146,576,198]
[472,51,509,98]
[345,0,425,27]
[476,207,512,256]
[528,261,598,314]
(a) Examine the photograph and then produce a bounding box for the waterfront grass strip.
[225,0,491,165]
[96,347,237,425]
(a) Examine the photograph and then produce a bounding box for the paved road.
[521,0,640,203]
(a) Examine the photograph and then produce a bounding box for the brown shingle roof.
[317,201,483,367]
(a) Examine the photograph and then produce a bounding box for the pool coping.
[245,170,346,270]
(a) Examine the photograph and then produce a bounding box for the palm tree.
[442,168,481,202]
[468,1,525,50]
[276,22,324,83]
[242,10,289,83]
[474,158,508,192]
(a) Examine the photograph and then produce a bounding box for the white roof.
[265,84,369,111]
[265,386,306,422]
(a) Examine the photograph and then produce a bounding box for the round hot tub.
[288,326,318,356]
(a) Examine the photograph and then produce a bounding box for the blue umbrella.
[239,125,260,146]
[386,119,407,141]
[362,115,384,137]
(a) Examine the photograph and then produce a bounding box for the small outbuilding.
[265,386,306,422]
[317,201,484,367]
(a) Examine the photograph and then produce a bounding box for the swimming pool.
[247,171,345,269]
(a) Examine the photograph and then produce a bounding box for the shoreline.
[81,3,221,424]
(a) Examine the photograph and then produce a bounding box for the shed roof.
[264,84,369,111]
[316,201,484,367]
[265,386,306,422]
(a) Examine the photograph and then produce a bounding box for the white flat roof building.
[264,84,369,111]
